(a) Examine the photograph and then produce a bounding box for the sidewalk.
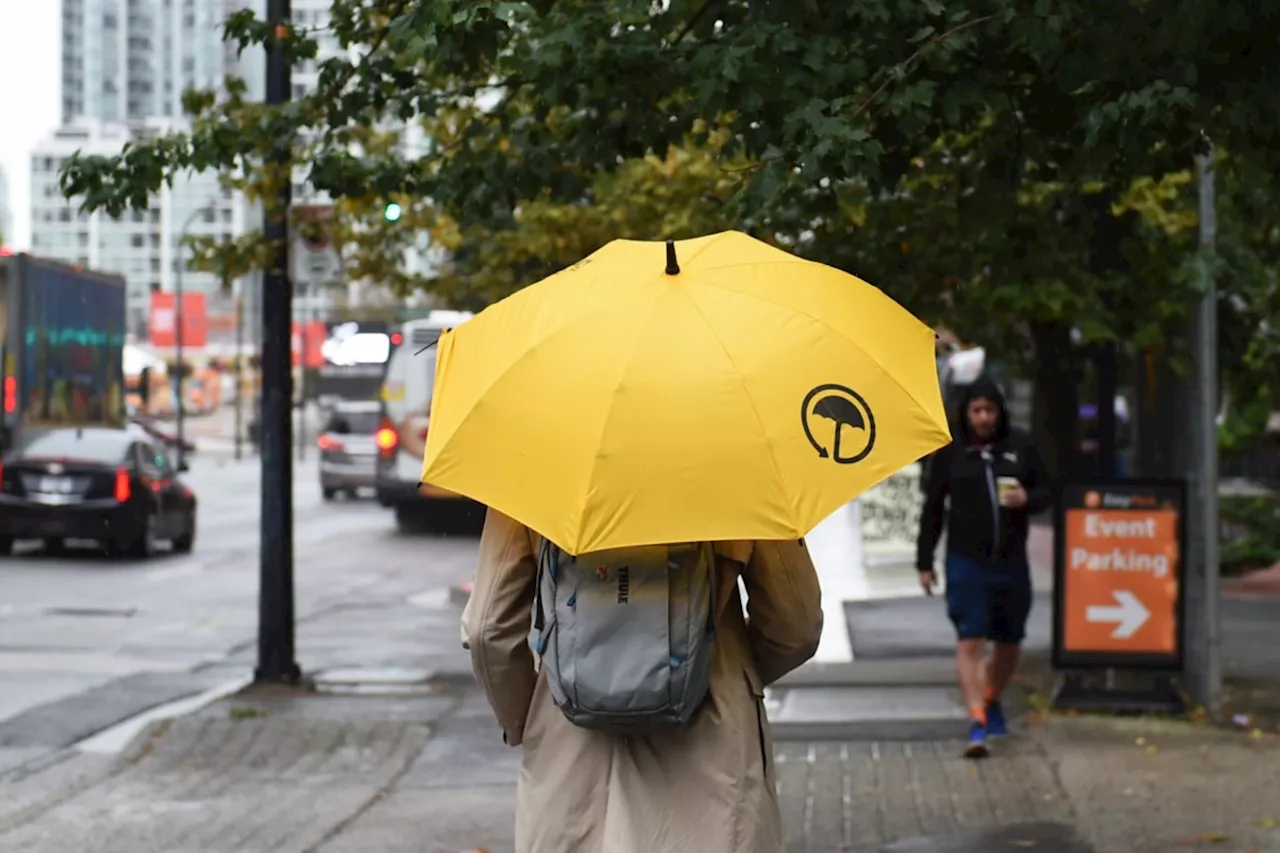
[1,558,1278,853]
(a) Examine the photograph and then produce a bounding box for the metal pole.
[175,239,185,468]
[294,198,314,464]
[173,204,209,466]
[234,289,244,461]
[296,280,307,462]
[252,267,263,457]
[256,0,300,685]
[1187,138,1222,715]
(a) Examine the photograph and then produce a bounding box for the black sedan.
[0,427,197,558]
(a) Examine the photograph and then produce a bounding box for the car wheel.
[0,536,13,557]
[127,514,159,559]
[322,487,338,501]
[172,515,196,553]
[459,502,487,535]
[394,504,432,535]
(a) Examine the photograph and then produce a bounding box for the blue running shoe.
[986,700,1008,737]
[964,721,989,759]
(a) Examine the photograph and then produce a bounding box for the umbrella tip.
[664,239,680,275]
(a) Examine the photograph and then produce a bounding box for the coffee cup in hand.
[997,476,1019,505]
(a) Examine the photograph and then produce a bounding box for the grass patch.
[228,705,270,720]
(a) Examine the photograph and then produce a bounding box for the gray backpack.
[530,540,718,735]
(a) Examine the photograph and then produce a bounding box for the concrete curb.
[779,657,957,688]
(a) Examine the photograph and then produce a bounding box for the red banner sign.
[149,292,208,349]
[292,320,326,368]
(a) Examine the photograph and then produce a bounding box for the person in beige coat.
[462,507,824,853]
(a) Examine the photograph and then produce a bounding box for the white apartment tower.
[38,0,264,337]
[60,0,262,125]
[37,0,431,335]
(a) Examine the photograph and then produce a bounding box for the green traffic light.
[384,202,403,222]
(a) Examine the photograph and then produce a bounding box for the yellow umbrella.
[421,231,951,554]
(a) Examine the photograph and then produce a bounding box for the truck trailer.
[0,254,127,455]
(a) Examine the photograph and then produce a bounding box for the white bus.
[374,310,479,533]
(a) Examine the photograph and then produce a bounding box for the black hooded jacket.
[915,376,1051,573]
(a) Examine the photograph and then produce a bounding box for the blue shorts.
[944,554,1032,644]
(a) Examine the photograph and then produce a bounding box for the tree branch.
[848,14,1002,123]
[310,0,410,116]
[665,0,720,49]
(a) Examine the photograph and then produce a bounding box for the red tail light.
[317,435,342,451]
[3,376,15,414]
[375,420,399,457]
[114,467,131,502]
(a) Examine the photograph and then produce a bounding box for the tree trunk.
[1030,321,1081,483]
[1132,345,1185,478]
[1095,342,1119,477]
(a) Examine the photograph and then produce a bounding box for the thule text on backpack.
[617,565,630,603]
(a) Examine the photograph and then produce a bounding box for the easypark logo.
[1085,492,1159,510]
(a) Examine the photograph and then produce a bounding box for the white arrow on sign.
[1085,590,1150,639]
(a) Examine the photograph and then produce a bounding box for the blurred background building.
[0,165,12,246]
[36,0,266,343]
[33,0,440,348]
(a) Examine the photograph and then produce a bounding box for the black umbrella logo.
[801,384,876,465]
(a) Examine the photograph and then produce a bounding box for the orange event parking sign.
[1056,482,1184,665]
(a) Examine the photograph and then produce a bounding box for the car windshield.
[19,430,131,463]
[328,410,381,434]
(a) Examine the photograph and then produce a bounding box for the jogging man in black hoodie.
[916,376,1051,758]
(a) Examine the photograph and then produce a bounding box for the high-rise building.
[38,0,436,338]
[60,0,262,126]
[39,0,264,338]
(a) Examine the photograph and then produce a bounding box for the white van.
[374,310,479,532]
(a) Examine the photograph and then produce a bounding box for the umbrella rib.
[685,273,940,427]
[677,288,803,537]
[574,290,663,549]
[424,304,632,517]
[429,295,639,453]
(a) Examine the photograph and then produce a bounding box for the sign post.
[290,203,337,462]
[1051,479,1187,713]
[291,204,340,289]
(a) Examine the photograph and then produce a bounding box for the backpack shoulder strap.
[533,538,555,636]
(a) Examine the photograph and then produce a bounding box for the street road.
[0,452,482,767]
